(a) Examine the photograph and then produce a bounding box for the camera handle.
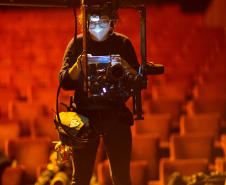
[133,72,144,120]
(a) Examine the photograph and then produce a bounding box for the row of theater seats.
[95,41,226,184]
[1,68,225,144]
[0,48,226,185]
[1,58,226,184]
[97,133,225,185]
[1,137,51,185]
[97,62,226,185]
[1,126,226,185]
[0,97,226,185]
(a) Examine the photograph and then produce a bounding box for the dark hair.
[77,4,120,31]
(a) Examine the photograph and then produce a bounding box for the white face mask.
[89,24,110,41]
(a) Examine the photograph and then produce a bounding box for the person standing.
[59,3,140,185]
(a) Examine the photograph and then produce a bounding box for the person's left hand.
[110,55,137,74]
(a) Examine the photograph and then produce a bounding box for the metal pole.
[139,5,146,67]
[82,5,88,95]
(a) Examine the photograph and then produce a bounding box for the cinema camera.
[81,0,164,120]
[87,54,163,100]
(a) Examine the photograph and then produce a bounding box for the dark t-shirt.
[59,32,140,125]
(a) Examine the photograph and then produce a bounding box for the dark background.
[0,0,212,13]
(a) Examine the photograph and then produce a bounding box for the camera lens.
[112,67,123,78]
[107,64,125,82]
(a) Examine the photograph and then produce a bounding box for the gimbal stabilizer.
[81,0,164,120]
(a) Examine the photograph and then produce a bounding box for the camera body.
[87,54,164,103]
[87,55,140,101]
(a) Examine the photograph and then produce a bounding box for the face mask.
[89,24,110,41]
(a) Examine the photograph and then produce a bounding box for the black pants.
[71,110,132,185]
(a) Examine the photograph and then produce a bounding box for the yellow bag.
[54,112,90,149]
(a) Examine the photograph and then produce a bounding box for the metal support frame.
[82,4,147,120]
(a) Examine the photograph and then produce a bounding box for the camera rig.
[81,0,164,120]
[52,0,165,149]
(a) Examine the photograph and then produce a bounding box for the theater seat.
[149,100,183,131]
[180,113,221,147]
[0,118,20,153]
[159,158,209,185]
[0,87,18,117]
[131,134,160,181]
[97,134,160,185]
[193,84,226,101]
[151,84,189,101]
[215,157,226,173]
[187,99,226,129]
[134,113,171,158]
[221,134,226,156]
[97,159,148,185]
[5,137,51,184]
[8,100,48,136]
[170,133,214,163]
[32,115,59,150]
[135,113,171,145]
[1,165,26,185]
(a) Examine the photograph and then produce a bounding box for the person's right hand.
[69,55,83,80]
[76,55,82,70]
